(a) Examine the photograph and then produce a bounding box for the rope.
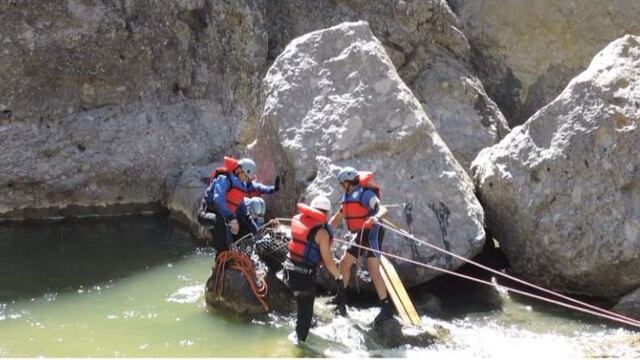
[373,219,640,328]
[377,219,640,327]
[212,250,269,312]
[330,236,640,329]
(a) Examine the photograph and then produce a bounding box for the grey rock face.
[254,0,509,171]
[165,162,215,241]
[252,21,485,286]
[0,0,267,217]
[454,0,640,126]
[472,35,640,297]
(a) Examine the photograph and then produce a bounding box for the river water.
[0,215,638,357]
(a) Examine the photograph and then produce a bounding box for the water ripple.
[166,285,203,304]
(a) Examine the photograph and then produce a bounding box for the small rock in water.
[370,317,448,348]
[371,317,403,348]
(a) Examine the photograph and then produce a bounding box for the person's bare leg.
[333,252,357,316]
[368,256,394,323]
[367,257,387,300]
[340,252,357,287]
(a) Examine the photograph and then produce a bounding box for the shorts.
[346,225,385,259]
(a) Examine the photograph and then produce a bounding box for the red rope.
[212,250,269,312]
[334,229,640,329]
[375,219,640,328]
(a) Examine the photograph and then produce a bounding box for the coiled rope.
[212,250,269,312]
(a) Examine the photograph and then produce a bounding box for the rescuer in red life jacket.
[197,157,278,254]
[284,196,341,343]
[329,166,393,324]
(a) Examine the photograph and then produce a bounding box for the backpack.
[358,171,382,198]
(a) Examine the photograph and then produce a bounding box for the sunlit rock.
[452,0,640,125]
[0,1,265,217]
[472,35,640,297]
[247,0,509,172]
[248,21,485,287]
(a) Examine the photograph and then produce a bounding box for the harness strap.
[283,259,315,275]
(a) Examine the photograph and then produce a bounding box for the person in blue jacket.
[197,157,279,254]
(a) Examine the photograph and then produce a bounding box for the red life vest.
[341,171,381,232]
[208,156,245,213]
[225,183,246,214]
[288,203,332,266]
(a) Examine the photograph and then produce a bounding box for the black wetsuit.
[284,260,317,342]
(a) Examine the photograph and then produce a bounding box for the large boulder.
[0,0,266,217]
[471,35,640,297]
[249,21,485,286]
[253,0,509,171]
[452,0,640,126]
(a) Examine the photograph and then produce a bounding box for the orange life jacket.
[288,203,332,266]
[341,171,381,232]
[225,182,246,214]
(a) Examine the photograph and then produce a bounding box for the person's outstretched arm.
[317,228,340,279]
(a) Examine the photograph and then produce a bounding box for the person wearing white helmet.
[284,195,341,343]
[244,196,266,228]
[197,156,278,255]
[330,166,392,324]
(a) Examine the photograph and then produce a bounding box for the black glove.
[274,175,281,192]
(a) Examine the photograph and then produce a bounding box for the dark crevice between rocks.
[178,8,209,36]
[171,83,185,96]
[446,0,462,14]
[428,201,452,263]
[523,63,577,122]
[265,0,294,64]
[468,43,524,127]
[1,109,12,120]
[417,234,509,319]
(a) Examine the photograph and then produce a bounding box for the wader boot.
[333,286,347,316]
[373,297,394,324]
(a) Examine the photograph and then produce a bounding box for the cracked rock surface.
[472,35,640,297]
[250,21,485,286]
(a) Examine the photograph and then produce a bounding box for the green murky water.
[0,215,638,357]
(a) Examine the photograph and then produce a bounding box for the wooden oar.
[379,254,422,326]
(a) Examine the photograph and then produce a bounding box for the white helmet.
[248,197,266,217]
[310,195,331,212]
[237,158,256,177]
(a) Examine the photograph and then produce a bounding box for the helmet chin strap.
[345,182,356,194]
